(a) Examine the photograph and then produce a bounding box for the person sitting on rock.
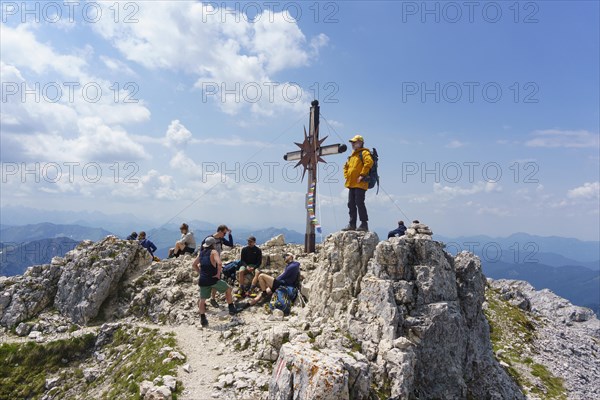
[238,236,262,296]
[168,223,196,258]
[192,236,238,327]
[387,220,407,239]
[248,253,300,306]
[126,231,138,240]
[138,231,157,258]
[201,225,234,307]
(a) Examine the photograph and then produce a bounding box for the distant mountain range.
[1,221,598,316]
[435,232,600,265]
[0,223,112,243]
[483,261,599,315]
[0,237,79,276]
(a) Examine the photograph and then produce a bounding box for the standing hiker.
[193,236,238,327]
[342,135,374,232]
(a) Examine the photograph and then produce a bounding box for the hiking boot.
[258,291,272,305]
[342,224,356,231]
[209,298,219,308]
[357,222,369,232]
[228,303,238,316]
[200,315,208,327]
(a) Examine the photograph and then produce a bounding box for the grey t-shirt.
[178,232,196,249]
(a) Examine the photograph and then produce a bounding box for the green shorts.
[239,264,257,272]
[199,280,229,299]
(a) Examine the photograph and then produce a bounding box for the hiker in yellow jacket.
[342,135,374,232]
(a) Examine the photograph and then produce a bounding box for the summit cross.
[283,100,347,253]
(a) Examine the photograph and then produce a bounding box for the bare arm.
[211,250,222,278]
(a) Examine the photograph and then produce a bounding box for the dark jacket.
[276,261,300,288]
[387,224,407,239]
[199,248,219,287]
[241,245,262,267]
[139,239,157,257]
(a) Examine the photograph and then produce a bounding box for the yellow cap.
[349,134,364,143]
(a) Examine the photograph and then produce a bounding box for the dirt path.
[154,312,245,400]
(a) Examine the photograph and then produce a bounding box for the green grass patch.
[0,333,96,399]
[99,327,184,400]
[485,287,567,399]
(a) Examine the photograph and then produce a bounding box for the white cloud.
[90,1,327,116]
[0,24,88,79]
[193,136,274,148]
[433,181,500,198]
[567,182,599,200]
[100,55,136,76]
[525,129,599,148]
[166,120,193,148]
[445,140,466,149]
[17,117,149,162]
[1,24,151,163]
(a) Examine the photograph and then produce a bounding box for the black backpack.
[359,148,380,194]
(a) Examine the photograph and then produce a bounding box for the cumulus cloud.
[433,181,500,198]
[525,129,599,148]
[17,117,148,162]
[90,1,328,115]
[0,26,151,163]
[567,182,599,200]
[166,120,193,148]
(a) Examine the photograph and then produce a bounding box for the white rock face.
[269,343,371,400]
[490,279,600,400]
[277,233,524,400]
[54,236,151,325]
[264,234,285,247]
[0,264,62,328]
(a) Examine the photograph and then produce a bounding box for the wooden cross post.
[283,100,347,253]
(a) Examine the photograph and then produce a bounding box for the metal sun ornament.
[294,126,328,181]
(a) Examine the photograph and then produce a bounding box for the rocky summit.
[1,229,598,400]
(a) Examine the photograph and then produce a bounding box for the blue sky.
[1,1,599,240]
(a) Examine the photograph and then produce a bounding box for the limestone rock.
[264,234,285,247]
[54,236,151,325]
[489,279,600,399]
[305,231,379,322]
[269,342,371,400]
[0,264,62,328]
[302,231,523,399]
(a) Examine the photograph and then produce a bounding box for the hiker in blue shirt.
[249,253,300,306]
[126,232,138,240]
[387,221,407,239]
[138,231,157,257]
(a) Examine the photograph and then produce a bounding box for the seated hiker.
[201,225,234,307]
[238,236,262,294]
[192,236,237,327]
[249,252,300,306]
[169,223,196,258]
[138,231,157,257]
[387,220,407,239]
[126,231,138,240]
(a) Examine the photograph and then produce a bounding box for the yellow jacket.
[344,148,374,190]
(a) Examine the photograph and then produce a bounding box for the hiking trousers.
[348,187,368,225]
